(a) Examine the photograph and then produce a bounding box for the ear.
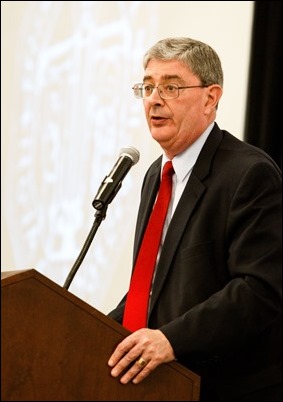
[206,84,223,110]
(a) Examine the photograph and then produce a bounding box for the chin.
[151,127,172,142]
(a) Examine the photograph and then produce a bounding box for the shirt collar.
[162,122,214,182]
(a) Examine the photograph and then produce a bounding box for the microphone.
[92,146,140,210]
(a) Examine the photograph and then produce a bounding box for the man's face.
[143,59,216,157]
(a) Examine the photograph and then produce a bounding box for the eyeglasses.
[132,83,207,100]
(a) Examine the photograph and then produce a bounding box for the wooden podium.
[1,269,200,401]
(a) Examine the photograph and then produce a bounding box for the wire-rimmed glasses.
[132,83,207,100]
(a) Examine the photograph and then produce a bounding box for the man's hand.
[108,328,175,384]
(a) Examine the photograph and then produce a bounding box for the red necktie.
[122,161,174,331]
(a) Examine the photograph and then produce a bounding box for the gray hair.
[143,37,223,87]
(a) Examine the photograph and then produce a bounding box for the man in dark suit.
[107,37,282,401]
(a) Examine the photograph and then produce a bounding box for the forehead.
[144,59,193,82]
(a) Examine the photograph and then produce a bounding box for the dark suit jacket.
[108,123,282,401]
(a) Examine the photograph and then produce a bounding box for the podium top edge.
[1,268,36,281]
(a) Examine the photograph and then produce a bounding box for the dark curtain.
[244,1,282,169]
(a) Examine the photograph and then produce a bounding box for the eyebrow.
[143,74,182,82]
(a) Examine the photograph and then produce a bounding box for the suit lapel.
[149,173,206,313]
[149,125,224,314]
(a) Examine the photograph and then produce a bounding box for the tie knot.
[162,161,174,177]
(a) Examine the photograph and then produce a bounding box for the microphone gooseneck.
[63,146,140,290]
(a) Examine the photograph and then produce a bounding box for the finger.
[120,357,150,384]
[108,344,133,368]
[136,356,147,369]
[108,334,141,367]
[110,348,142,378]
[132,360,159,384]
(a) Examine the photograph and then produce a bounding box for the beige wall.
[1,1,254,314]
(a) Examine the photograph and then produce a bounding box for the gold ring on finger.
[137,357,147,368]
